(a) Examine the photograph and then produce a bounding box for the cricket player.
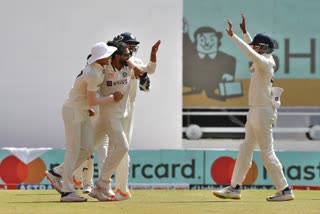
[45,44,140,197]
[105,33,160,200]
[213,14,294,201]
[77,33,160,199]
[45,42,119,202]
[88,41,144,201]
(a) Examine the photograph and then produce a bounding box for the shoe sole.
[88,192,107,201]
[266,197,295,202]
[105,196,131,202]
[88,192,98,199]
[213,192,241,200]
[44,172,62,194]
[106,195,120,202]
[60,198,88,202]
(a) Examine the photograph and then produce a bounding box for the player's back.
[65,63,104,110]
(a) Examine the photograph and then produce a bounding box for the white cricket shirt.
[231,33,275,107]
[64,62,105,110]
[99,64,133,118]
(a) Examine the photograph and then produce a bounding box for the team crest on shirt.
[122,72,128,77]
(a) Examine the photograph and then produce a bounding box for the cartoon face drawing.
[196,32,219,55]
[183,25,242,101]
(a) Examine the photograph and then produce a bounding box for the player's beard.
[120,59,128,66]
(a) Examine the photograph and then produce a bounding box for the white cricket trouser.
[96,136,108,174]
[93,102,134,193]
[59,106,95,192]
[94,115,129,186]
[115,101,134,193]
[82,155,94,186]
[231,106,289,192]
[72,112,99,187]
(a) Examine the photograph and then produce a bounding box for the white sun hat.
[87,42,117,65]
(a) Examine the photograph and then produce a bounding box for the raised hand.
[150,40,161,62]
[226,19,234,37]
[240,13,247,34]
[151,40,161,54]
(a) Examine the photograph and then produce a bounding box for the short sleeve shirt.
[64,62,105,110]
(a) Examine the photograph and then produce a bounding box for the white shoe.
[106,189,132,201]
[45,169,62,194]
[60,192,87,202]
[102,182,115,197]
[88,187,108,201]
[213,186,241,200]
[83,185,93,194]
[88,180,115,201]
[266,187,295,201]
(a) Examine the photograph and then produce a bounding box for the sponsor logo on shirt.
[106,81,113,86]
[113,79,128,86]
[106,79,128,87]
[123,72,128,77]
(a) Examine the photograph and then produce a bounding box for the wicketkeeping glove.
[139,72,150,92]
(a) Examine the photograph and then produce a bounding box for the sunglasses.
[252,45,260,49]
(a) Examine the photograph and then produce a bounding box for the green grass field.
[0,190,319,214]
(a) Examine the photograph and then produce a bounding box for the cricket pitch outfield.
[0,189,319,214]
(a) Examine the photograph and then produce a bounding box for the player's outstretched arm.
[226,19,234,37]
[150,40,161,62]
[239,14,252,44]
[227,19,265,64]
[240,13,247,34]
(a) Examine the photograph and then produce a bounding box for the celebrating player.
[88,41,144,201]
[213,14,295,201]
[76,33,160,199]
[45,42,119,202]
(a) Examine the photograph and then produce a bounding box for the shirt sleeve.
[242,32,253,44]
[231,34,274,70]
[84,68,100,92]
[134,58,157,74]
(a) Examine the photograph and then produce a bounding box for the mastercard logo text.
[210,156,258,185]
[0,155,46,184]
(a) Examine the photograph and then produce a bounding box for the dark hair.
[107,41,128,57]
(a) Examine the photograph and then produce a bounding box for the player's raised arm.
[239,14,252,44]
[226,19,234,37]
[239,14,247,34]
[150,40,161,63]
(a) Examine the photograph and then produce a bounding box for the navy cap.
[249,33,274,49]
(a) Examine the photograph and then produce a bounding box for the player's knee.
[117,143,129,155]
[260,147,275,163]
[122,144,129,153]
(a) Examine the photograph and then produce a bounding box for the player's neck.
[111,60,123,71]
